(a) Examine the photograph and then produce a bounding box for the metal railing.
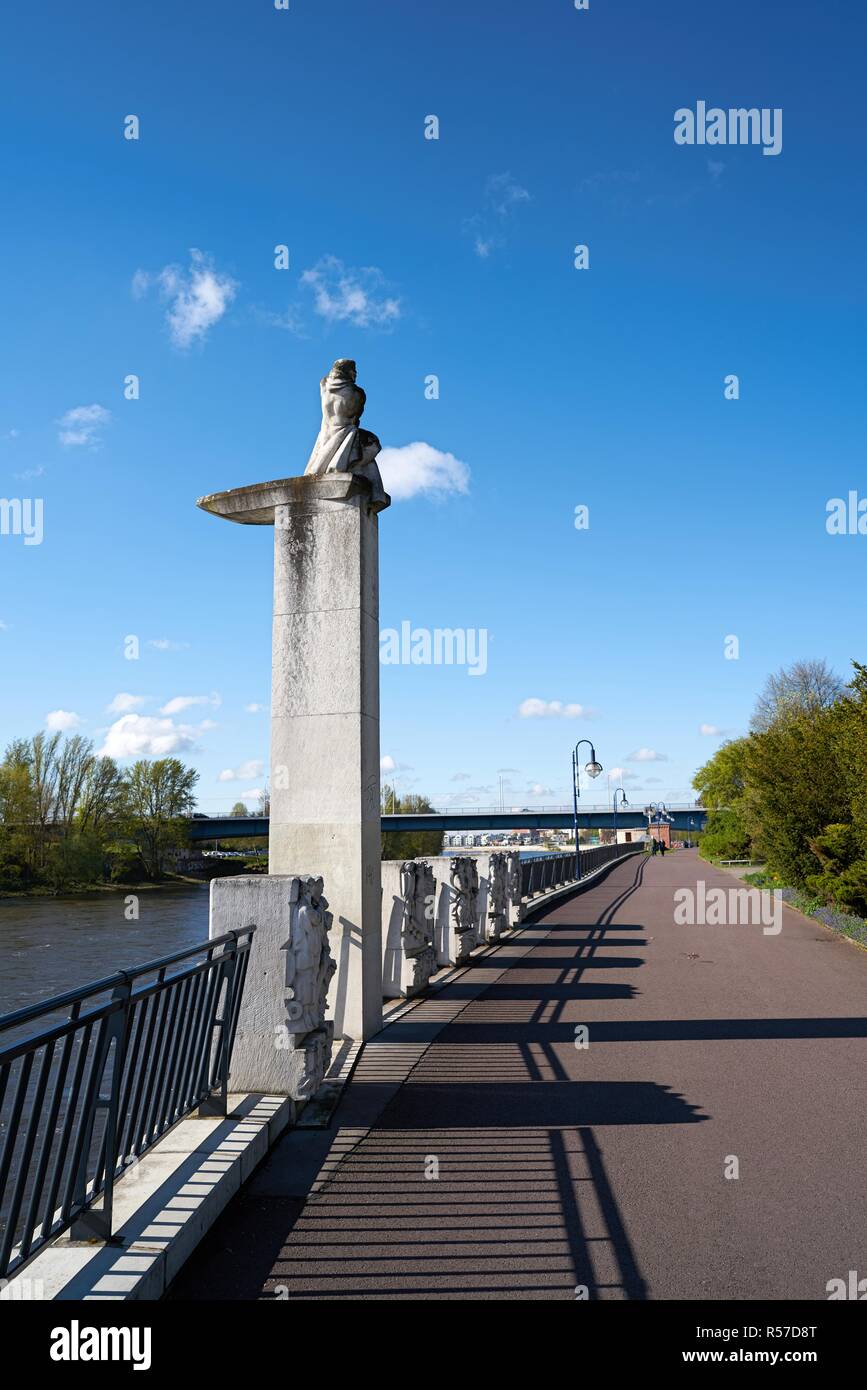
[0,928,254,1280]
[520,841,645,900]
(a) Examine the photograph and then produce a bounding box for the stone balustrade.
[379,841,645,1000]
[209,845,647,1090]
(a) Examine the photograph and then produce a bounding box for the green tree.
[230,801,249,817]
[693,738,752,862]
[693,738,749,809]
[0,751,37,887]
[829,661,867,851]
[52,735,95,832]
[77,755,125,835]
[699,810,752,863]
[744,707,847,887]
[122,759,199,879]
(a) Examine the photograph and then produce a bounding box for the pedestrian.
[650,837,658,856]
[659,838,667,857]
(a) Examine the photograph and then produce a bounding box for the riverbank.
[0,874,207,901]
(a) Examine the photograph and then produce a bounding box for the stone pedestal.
[381,860,438,999]
[198,473,389,1045]
[210,874,335,1100]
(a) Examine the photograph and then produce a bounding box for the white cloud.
[700,723,725,736]
[160,693,221,716]
[527,783,555,797]
[377,442,470,501]
[467,172,532,258]
[245,702,267,714]
[608,767,640,783]
[380,755,396,773]
[106,692,148,715]
[240,788,265,802]
[45,710,83,732]
[133,249,238,349]
[519,698,597,719]
[486,172,531,217]
[148,638,190,652]
[99,714,201,759]
[446,786,493,804]
[450,771,472,782]
[0,620,7,631]
[627,748,668,762]
[218,759,265,783]
[58,404,110,448]
[300,256,400,327]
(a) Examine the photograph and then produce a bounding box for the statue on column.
[304,359,387,504]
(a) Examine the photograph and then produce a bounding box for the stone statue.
[399,860,437,992]
[449,856,480,962]
[507,851,523,922]
[304,359,387,504]
[284,872,339,1078]
[486,853,509,942]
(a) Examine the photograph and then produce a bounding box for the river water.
[0,887,211,1016]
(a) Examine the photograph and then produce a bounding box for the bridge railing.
[520,841,645,901]
[0,928,254,1281]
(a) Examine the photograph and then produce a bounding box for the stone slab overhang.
[197,472,390,524]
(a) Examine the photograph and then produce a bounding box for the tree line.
[0,732,198,892]
[693,658,867,915]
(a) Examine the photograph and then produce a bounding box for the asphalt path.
[169,849,867,1300]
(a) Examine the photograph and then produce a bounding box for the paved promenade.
[170,850,867,1300]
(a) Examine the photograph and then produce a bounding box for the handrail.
[520,840,644,900]
[0,928,255,1280]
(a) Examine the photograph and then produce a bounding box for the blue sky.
[1,0,865,812]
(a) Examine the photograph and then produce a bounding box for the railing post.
[198,932,239,1119]
[69,975,131,1243]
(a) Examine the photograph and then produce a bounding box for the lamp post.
[647,800,672,849]
[612,786,628,846]
[572,740,603,879]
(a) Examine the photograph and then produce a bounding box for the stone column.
[197,472,388,1046]
[269,476,384,1042]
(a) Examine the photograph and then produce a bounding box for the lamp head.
[585,760,603,779]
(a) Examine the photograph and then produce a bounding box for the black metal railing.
[520,841,644,900]
[0,928,254,1280]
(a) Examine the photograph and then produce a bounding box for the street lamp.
[572,739,603,879]
[647,801,672,850]
[612,787,628,845]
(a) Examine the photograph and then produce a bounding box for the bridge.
[187,804,710,839]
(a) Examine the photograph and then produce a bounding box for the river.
[0,887,211,1016]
